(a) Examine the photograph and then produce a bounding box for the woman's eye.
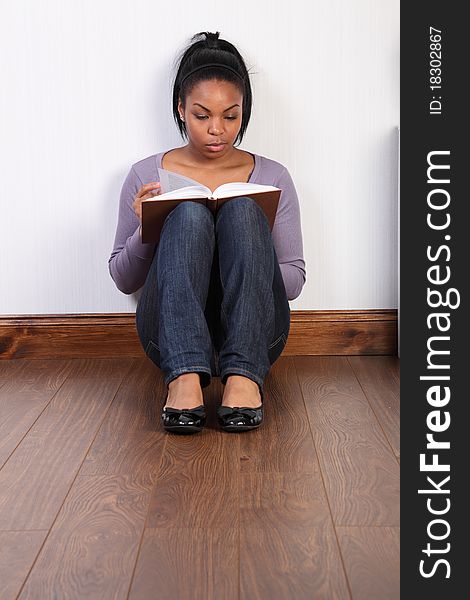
[195,115,238,120]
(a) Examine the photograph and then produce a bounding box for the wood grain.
[295,356,400,526]
[0,355,399,598]
[336,527,400,600]
[18,474,153,600]
[128,527,239,600]
[0,359,71,467]
[239,472,349,598]
[348,356,400,458]
[0,358,131,530]
[78,357,166,484]
[240,524,350,599]
[240,472,331,531]
[0,531,46,600]
[0,314,140,360]
[0,358,24,384]
[239,357,320,474]
[0,310,398,359]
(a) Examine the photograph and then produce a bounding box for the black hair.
[172,31,253,147]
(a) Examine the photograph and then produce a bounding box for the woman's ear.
[177,99,184,121]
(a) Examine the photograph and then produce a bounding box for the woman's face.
[178,79,243,157]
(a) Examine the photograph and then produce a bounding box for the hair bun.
[204,31,220,47]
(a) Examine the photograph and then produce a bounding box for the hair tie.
[180,63,244,86]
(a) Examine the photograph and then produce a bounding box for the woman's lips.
[206,143,226,152]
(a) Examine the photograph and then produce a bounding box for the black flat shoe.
[216,386,264,432]
[161,396,206,434]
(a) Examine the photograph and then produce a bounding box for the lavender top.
[108,150,306,301]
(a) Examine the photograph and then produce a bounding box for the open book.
[140,167,281,244]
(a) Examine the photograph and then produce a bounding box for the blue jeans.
[135,197,291,396]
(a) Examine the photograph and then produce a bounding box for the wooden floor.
[0,355,399,600]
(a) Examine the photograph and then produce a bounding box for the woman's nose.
[208,118,224,134]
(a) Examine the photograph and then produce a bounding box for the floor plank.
[0,358,24,385]
[239,472,350,599]
[128,527,238,600]
[18,474,153,600]
[0,359,71,467]
[239,357,320,474]
[241,524,350,599]
[295,356,400,526]
[79,358,166,484]
[348,356,400,458]
[129,468,240,598]
[145,470,240,530]
[0,358,131,530]
[336,527,400,600]
[1,355,400,598]
[0,531,47,600]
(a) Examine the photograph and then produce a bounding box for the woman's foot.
[165,373,204,409]
[221,375,262,408]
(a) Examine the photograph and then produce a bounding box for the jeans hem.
[164,367,212,389]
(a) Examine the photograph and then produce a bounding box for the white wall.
[0,0,399,315]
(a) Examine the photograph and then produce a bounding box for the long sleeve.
[108,166,158,294]
[271,166,306,301]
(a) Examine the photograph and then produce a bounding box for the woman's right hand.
[133,182,161,238]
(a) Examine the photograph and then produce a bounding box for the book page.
[155,186,211,200]
[214,182,280,198]
[157,167,210,195]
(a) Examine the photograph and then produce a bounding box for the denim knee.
[160,200,213,239]
[171,200,213,224]
[218,195,263,215]
[216,196,270,231]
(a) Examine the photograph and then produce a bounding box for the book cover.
[141,168,281,244]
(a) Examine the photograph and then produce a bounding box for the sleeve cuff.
[128,225,157,259]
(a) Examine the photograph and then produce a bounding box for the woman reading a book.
[108,31,306,433]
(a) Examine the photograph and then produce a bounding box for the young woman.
[108,31,306,434]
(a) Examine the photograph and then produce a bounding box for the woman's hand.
[133,182,161,238]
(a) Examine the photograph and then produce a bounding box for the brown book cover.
[141,188,281,244]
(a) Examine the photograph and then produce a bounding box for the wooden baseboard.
[0,310,397,360]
